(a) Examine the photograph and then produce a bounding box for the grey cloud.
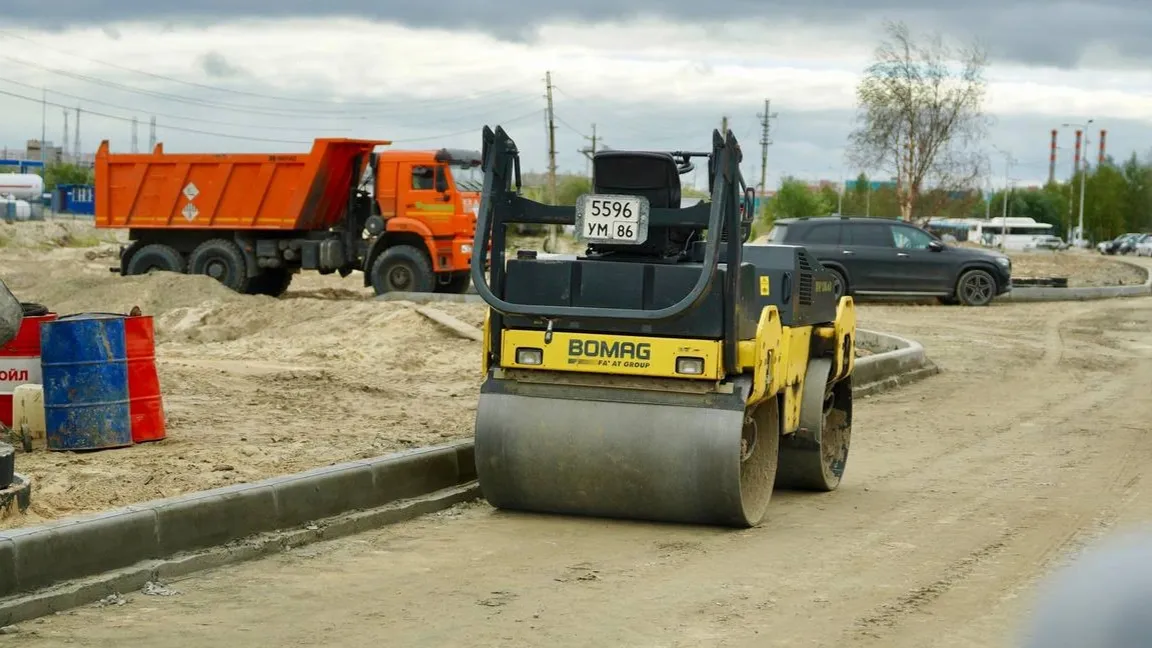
[199,52,244,79]
[1,1,1148,68]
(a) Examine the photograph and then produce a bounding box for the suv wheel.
[829,268,848,301]
[955,269,996,307]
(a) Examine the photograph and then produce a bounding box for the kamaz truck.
[94,138,482,296]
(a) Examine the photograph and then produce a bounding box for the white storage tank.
[0,174,44,201]
[0,197,32,221]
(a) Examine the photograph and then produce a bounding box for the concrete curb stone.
[1003,257,1151,302]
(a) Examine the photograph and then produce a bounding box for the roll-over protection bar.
[469,125,753,323]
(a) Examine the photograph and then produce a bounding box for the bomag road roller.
[468,125,857,528]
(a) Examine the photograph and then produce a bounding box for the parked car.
[764,216,1013,306]
[1098,233,1142,255]
[1136,236,1152,257]
[1027,235,1069,251]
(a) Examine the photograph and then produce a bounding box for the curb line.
[0,329,938,624]
[853,328,940,396]
[1004,258,1151,302]
[0,442,476,604]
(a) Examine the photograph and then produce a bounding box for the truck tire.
[370,245,434,295]
[246,269,293,297]
[435,271,471,294]
[125,243,185,275]
[188,239,251,293]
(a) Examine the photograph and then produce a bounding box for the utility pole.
[991,144,1014,250]
[1000,155,1014,251]
[578,123,597,176]
[149,116,157,151]
[757,99,777,218]
[131,116,139,153]
[74,107,81,163]
[1062,119,1094,246]
[544,70,558,251]
[62,109,69,163]
[720,116,728,137]
[40,88,46,165]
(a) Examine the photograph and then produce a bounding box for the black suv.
[764,216,1013,306]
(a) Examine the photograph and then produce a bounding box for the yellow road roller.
[469,125,856,528]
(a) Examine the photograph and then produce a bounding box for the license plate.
[574,194,649,245]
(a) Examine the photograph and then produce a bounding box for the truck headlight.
[676,357,705,375]
[516,347,543,365]
[460,244,473,254]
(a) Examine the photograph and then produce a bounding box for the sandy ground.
[1005,249,1146,286]
[0,218,1143,533]
[0,220,482,529]
[10,267,1152,646]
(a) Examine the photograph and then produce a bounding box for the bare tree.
[847,20,991,221]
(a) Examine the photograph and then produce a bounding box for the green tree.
[847,20,990,221]
[818,184,842,214]
[555,176,592,205]
[768,178,833,220]
[43,163,93,192]
[1120,153,1152,231]
[1086,164,1128,240]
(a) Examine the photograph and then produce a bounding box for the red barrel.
[0,310,57,428]
[124,314,166,442]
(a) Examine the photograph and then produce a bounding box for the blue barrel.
[40,314,133,451]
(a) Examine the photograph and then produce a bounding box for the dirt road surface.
[13,280,1152,646]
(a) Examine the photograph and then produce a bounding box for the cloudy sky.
[1,2,1150,192]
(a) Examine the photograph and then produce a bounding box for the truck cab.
[367,148,481,294]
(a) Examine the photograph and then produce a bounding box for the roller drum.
[474,378,779,527]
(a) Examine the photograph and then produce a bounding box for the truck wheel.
[125,243,185,275]
[246,269,294,297]
[435,271,471,294]
[188,239,251,293]
[955,269,996,307]
[370,245,434,295]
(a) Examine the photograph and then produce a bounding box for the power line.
[389,109,544,143]
[1,87,314,144]
[0,74,541,135]
[0,75,351,132]
[553,113,589,139]
[1,54,540,120]
[0,28,540,108]
[1,85,545,147]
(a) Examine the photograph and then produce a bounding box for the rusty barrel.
[0,303,57,428]
[125,314,166,442]
[40,313,133,451]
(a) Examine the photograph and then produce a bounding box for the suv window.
[801,223,841,245]
[764,224,788,242]
[891,224,935,250]
[845,222,892,247]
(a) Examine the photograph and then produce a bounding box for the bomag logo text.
[567,339,652,368]
[815,280,835,293]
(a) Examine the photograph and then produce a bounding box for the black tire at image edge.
[0,442,14,490]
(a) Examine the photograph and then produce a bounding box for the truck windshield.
[449,164,481,192]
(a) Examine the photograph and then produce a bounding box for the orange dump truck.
[94,138,482,296]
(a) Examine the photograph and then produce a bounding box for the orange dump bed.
[94,138,391,231]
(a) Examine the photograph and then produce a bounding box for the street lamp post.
[991,145,1015,251]
[1061,119,1094,247]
